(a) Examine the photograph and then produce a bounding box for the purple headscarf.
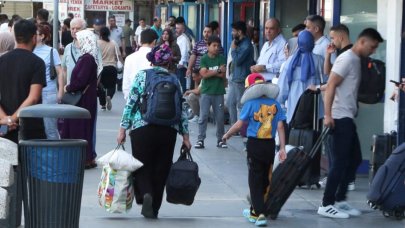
[286,30,316,84]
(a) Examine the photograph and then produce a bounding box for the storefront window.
[187,5,197,39]
[134,1,154,25]
[340,0,384,59]
[85,11,106,28]
[209,4,219,22]
[109,11,129,27]
[172,5,180,17]
[160,6,167,24]
[233,2,254,22]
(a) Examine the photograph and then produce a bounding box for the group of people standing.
[0,9,387,227]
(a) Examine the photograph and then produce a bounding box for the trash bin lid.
[18,104,91,119]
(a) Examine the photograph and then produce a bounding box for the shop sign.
[59,0,85,18]
[84,0,133,12]
[43,2,68,21]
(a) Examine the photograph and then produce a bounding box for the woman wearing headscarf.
[62,30,102,169]
[0,32,14,56]
[33,23,64,140]
[157,28,181,73]
[277,30,324,124]
[117,44,191,219]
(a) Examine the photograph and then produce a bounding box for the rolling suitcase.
[265,127,329,219]
[288,89,321,189]
[367,143,405,220]
[369,131,397,183]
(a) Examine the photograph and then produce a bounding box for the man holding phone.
[227,21,255,127]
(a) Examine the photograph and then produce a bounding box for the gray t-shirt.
[330,49,361,119]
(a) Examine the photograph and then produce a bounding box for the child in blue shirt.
[223,73,287,227]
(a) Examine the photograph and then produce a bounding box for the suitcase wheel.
[394,210,404,220]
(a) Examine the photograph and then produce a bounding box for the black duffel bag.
[166,145,201,205]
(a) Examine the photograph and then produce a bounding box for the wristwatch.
[217,68,222,74]
[7,116,12,124]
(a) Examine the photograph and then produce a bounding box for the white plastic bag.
[273,145,295,171]
[97,145,143,172]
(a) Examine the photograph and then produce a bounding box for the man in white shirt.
[122,29,157,99]
[176,21,191,92]
[250,18,286,82]
[135,18,150,46]
[305,15,332,62]
[108,15,124,56]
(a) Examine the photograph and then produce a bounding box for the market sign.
[84,0,133,12]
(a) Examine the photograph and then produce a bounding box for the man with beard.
[227,21,255,127]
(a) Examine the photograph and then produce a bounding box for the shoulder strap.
[50,48,54,68]
[71,44,77,64]
[114,42,120,61]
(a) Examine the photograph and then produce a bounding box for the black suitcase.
[288,89,321,189]
[166,145,201,206]
[369,131,397,183]
[367,143,405,219]
[265,127,329,219]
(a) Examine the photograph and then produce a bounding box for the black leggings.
[98,66,117,105]
[129,125,177,216]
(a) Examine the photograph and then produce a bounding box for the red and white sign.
[84,0,133,12]
[60,0,84,18]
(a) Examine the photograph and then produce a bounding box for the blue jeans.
[176,67,187,92]
[227,80,245,126]
[198,94,225,142]
[322,118,362,206]
[42,90,60,140]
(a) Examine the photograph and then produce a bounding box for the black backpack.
[140,69,183,126]
[289,89,319,129]
[358,57,386,104]
[166,145,201,206]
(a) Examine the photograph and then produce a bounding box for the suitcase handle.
[308,127,330,158]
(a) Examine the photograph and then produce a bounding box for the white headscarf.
[76,30,103,76]
[0,32,15,56]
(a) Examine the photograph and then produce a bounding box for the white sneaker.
[335,201,361,216]
[317,205,349,219]
[348,182,355,191]
[189,115,199,123]
[319,177,327,188]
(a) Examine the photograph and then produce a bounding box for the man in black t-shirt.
[0,19,46,143]
[0,19,46,227]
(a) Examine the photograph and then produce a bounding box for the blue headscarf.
[286,30,316,84]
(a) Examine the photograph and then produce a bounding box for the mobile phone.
[234,36,241,46]
[0,125,8,135]
[390,80,401,86]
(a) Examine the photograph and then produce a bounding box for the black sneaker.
[101,106,106,111]
[141,193,156,219]
[217,140,228,148]
[194,140,204,149]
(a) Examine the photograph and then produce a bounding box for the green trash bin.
[18,104,90,228]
